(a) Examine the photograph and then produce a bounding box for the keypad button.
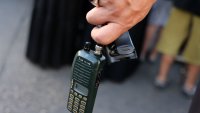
[73,103,78,107]
[68,106,72,111]
[68,102,73,106]
[80,105,85,109]
[73,109,77,113]
[78,95,83,99]
[69,98,73,102]
[83,97,87,101]
[75,97,80,102]
[74,92,78,96]
[70,90,74,93]
[79,109,84,113]
[73,105,78,110]
[74,101,79,106]
[81,101,86,106]
[70,94,74,98]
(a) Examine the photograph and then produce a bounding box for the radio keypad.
[67,91,87,113]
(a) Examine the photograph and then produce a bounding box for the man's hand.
[86,0,156,45]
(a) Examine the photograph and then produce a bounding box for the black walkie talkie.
[67,31,137,113]
[67,42,106,113]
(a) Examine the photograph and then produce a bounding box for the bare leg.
[149,27,163,61]
[149,48,158,61]
[184,64,199,90]
[156,54,174,82]
[140,24,160,60]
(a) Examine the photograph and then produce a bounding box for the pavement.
[0,0,192,113]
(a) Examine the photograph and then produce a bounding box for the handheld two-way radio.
[67,43,106,113]
[67,31,137,113]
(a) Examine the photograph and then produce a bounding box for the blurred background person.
[140,0,173,62]
[26,0,91,68]
[154,0,200,97]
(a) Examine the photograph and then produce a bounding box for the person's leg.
[140,0,164,60]
[149,27,163,62]
[155,8,191,87]
[184,64,199,90]
[149,0,173,62]
[149,48,158,62]
[140,24,160,60]
[182,64,199,97]
[156,54,174,83]
[181,15,200,96]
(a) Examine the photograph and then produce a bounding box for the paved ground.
[0,0,192,113]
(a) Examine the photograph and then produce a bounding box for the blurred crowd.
[140,0,200,97]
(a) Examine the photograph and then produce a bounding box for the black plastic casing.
[67,48,105,113]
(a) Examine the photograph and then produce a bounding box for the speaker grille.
[73,57,93,86]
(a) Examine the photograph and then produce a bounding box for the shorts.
[148,0,173,26]
[157,8,200,65]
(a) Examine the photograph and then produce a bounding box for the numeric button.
[70,94,74,98]
[69,98,73,103]
[74,92,78,96]
[75,97,80,102]
[74,101,79,106]
[81,101,86,106]
[80,105,85,110]
[73,109,77,113]
[67,106,72,111]
[78,95,83,99]
[83,97,87,101]
[79,109,84,113]
[73,105,78,110]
